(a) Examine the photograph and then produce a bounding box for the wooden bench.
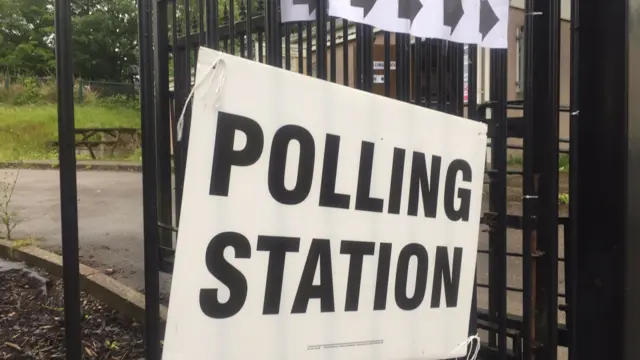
[47,128,141,159]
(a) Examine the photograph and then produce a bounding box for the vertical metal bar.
[171,0,185,225]
[316,0,327,80]
[229,0,236,55]
[423,40,431,107]
[395,33,403,100]
[206,0,218,46]
[575,0,640,358]
[544,0,561,355]
[306,23,312,75]
[436,40,446,111]
[139,0,161,357]
[246,0,253,58]
[469,275,478,354]
[401,34,410,101]
[567,0,579,356]
[413,38,421,104]
[258,29,264,62]
[154,0,173,271]
[467,44,477,119]
[489,47,508,359]
[297,23,304,73]
[384,31,391,97]
[266,0,277,65]
[532,0,559,356]
[342,20,349,86]
[285,23,292,69]
[522,0,536,356]
[362,26,373,92]
[456,44,464,116]
[54,0,81,356]
[198,0,205,46]
[329,17,336,82]
[180,0,193,172]
[355,25,363,89]
[446,43,456,114]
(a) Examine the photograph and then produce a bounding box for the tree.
[0,0,56,75]
[70,0,139,81]
[0,0,139,81]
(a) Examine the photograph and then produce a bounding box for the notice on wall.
[281,0,509,48]
[374,61,396,70]
[162,47,488,360]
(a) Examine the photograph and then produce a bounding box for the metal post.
[54,0,81,357]
[138,0,161,356]
[154,0,173,271]
[488,47,508,359]
[316,0,327,80]
[574,0,640,358]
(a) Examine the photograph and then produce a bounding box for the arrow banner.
[280,0,509,49]
[281,0,316,22]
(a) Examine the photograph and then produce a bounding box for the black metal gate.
[51,0,640,358]
[151,0,572,359]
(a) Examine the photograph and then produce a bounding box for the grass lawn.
[0,105,141,161]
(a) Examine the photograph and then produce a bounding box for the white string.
[176,54,226,142]
[445,334,481,360]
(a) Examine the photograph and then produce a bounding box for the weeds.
[558,192,569,205]
[0,169,21,240]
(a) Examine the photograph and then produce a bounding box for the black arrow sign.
[398,0,423,24]
[293,0,317,15]
[351,0,378,18]
[443,0,464,34]
[479,0,499,39]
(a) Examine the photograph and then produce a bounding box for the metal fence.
[50,0,640,359]
[0,76,138,105]
[156,2,570,358]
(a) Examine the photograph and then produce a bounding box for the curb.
[0,161,143,172]
[0,240,167,327]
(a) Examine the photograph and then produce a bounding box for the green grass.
[0,105,140,161]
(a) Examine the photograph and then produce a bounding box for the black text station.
[200,233,464,319]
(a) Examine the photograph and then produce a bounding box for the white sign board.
[163,47,488,360]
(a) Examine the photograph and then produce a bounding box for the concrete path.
[1,169,172,302]
[1,168,568,357]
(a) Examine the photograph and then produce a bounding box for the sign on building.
[163,47,488,360]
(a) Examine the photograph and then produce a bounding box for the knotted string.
[446,334,481,360]
[176,54,226,142]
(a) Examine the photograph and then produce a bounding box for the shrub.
[0,76,139,109]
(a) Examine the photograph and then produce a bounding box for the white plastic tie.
[176,53,226,142]
[446,334,481,360]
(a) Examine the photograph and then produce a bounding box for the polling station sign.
[162,47,488,360]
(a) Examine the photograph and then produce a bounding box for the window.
[516,26,525,94]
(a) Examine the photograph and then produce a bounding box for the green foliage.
[71,0,139,81]
[0,0,55,75]
[0,0,265,80]
[0,0,139,81]
[558,193,569,205]
[0,76,139,109]
[0,170,21,240]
